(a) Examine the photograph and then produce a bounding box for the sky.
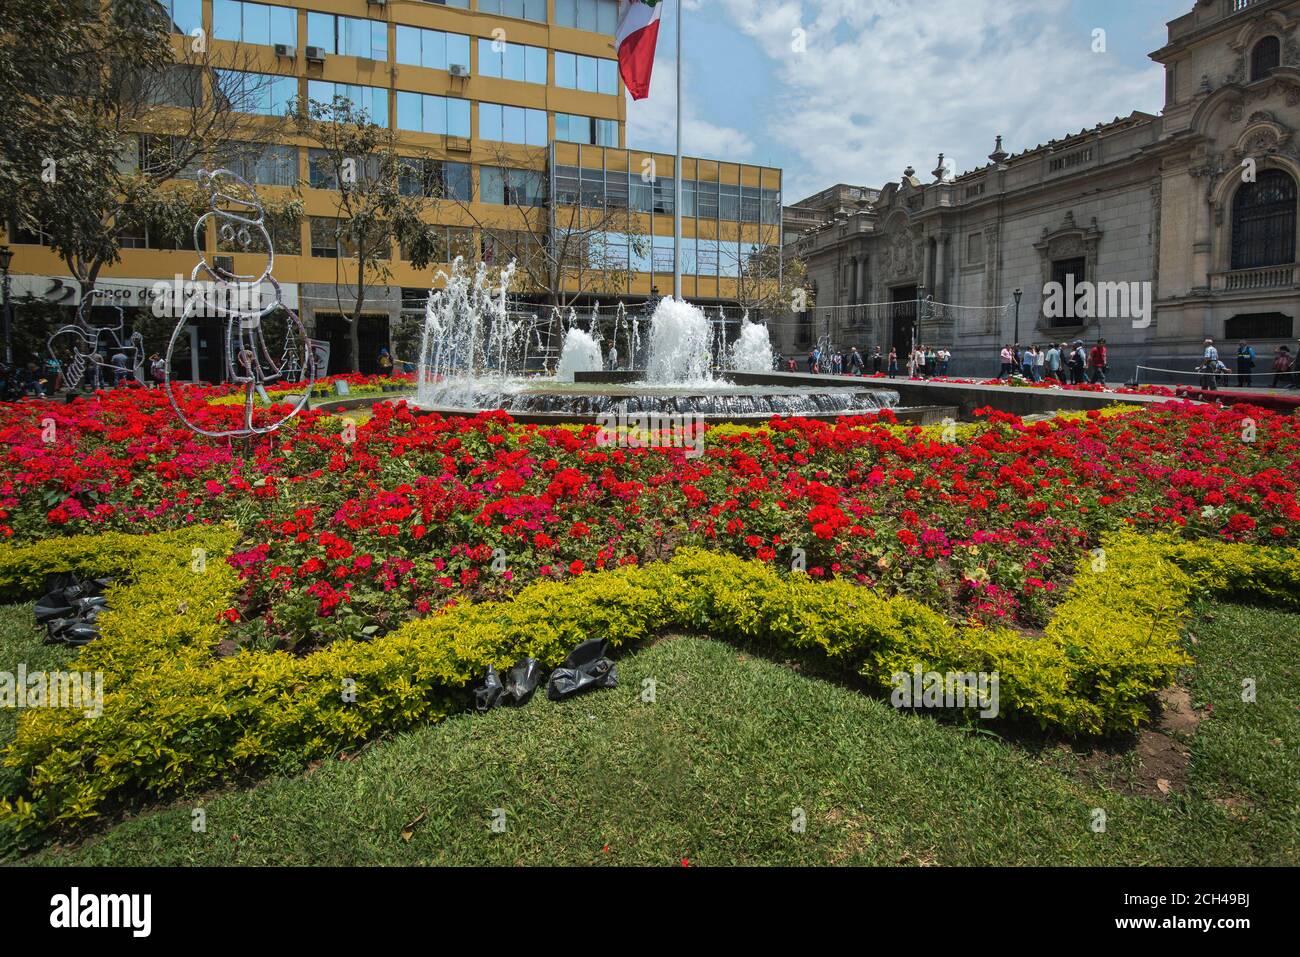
[624,0,1193,202]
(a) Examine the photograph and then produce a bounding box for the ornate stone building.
[781,0,1300,381]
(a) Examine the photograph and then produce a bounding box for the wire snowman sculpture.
[47,295,145,390]
[163,168,315,438]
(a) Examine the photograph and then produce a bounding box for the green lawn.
[3,602,1297,866]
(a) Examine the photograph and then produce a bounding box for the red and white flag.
[616,0,663,100]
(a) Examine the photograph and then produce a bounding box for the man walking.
[1088,338,1108,385]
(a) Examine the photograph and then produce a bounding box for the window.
[478,0,546,22]
[478,39,547,84]
[1049,257,1087,326]
[482,167,546,207]
[213,1,296,47]
[740,185,762,223]
[217,142,298,186]
[653,177,673,215]
[310,217,350,258]
[157,0,203,35]
[1225,313,1293,340]
[697,180,719,219]
[651,235,674,274]
[148,65,206,109]
[307,13,387,60]
[555,0,618,34]
[1250,36,1281,82]
[761,188,781,224]
[214,70,299,117]
[719,184,740,221]
[418,0,469,7]
[1231,169,1297,269]
[308,81,389,127]
[555,114,618,146]
[396,93,472,137]
[697,238,719,276]
[555,52,619,94]
[581,166,605,207]
[967,232,984,264]
[138,135,203,180]
[400,159,471,201]
[306,148,338,190]
[395,26,471,71]
[479,104,547,145]
[606,169,629,209]
[217,208,301,255]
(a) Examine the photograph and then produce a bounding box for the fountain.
[410,258,911,423]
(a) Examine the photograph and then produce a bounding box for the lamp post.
[1013,287,1023,347]
[0,246,13,367]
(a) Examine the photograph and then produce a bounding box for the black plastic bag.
[35,574,111,646]
[546,638,617,702]
[473,657,543,712]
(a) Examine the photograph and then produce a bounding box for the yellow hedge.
[1,529,1294,839]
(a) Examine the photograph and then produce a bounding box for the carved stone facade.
[782,0,1300,381]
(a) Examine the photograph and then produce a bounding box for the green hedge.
[1,530,1296,839]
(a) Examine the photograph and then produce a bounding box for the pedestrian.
[1033,344,1046,382]
[1088,338,1108,385]
[849,346,864,375]
[1199,355,1229,391]
[1272,346,1294,388]
[1021,345,1036,380]
[887,347,899,378]
[377,347,394,374]
[149,353,166,387]
[871,346,882,374]
[1235,340,1256,387]
[606,343,618,371]
[999,343,1013,378]
[1045,342,1061,381]
[938,347,951,376]
[1069,340,1086,385]
[24,361,45,398]
[112,352,129,387]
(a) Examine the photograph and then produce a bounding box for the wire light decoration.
[47,295,145,389]
[163,168,315,438]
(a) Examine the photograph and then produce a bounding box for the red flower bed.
[1,383,1297,648]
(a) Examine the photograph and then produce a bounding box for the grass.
[3,599,1296,866]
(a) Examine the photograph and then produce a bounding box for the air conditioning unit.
[448,63,470,78]
[274,43,295,59]
[305,46,327,64]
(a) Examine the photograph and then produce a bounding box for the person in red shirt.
[1088,338,1108,385]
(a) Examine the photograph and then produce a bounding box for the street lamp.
[0,245,13,367]
[1013,287,1023,347]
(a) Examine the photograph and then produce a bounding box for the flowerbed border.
[0,529,1296,840]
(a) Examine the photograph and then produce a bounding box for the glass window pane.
[504,43,525,80]
[447,34,470,71]
[479,103,501,141]
[424,31,447,69]
[271,75,297,115]
[478,38,501,77]
[578,0,597,30]
[213,0,241,41]
[448,99,470,137]
[368,88,388,127]
[525,0,546,22]
[243,2,271,45]
[556,0,576,28]
[502,106,525,144]
[555,52,575,88]
[307,12,334,53]
[171,0,203,35]
[597,0,618,34]
[396,92,422,131]
[526,109,547,146]
[396,26,420,65]
[598,59,618,94]
[424,95,445,134]
[445,162,471,201]
[269,6,296,46]
[597,119,618,146]
[577,55,597,92]
[526,46,547,84]
[482,167,506,204]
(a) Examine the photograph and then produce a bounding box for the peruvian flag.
[617,0,663,100]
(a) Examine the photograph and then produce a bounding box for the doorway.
[890,285,918,356]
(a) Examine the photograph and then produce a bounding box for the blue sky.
[625,0,1192,200]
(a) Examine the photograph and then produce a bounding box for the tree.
[0,1,296,321]
[292,96,445,372]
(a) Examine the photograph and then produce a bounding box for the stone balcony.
[1210,263,1300,291]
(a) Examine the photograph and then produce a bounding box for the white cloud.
[699,0,1168,199]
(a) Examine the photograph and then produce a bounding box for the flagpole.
[672,0,682,301]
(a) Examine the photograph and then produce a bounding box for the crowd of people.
[1197,338,1299,391]
[995,340,1109,384]
[774,344,952,379]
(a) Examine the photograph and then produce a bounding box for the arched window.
[1231,169,1297,270]
[1250,36,1281,82]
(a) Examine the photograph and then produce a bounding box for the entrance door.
[890,285,918,356]
[313,314,391,373]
